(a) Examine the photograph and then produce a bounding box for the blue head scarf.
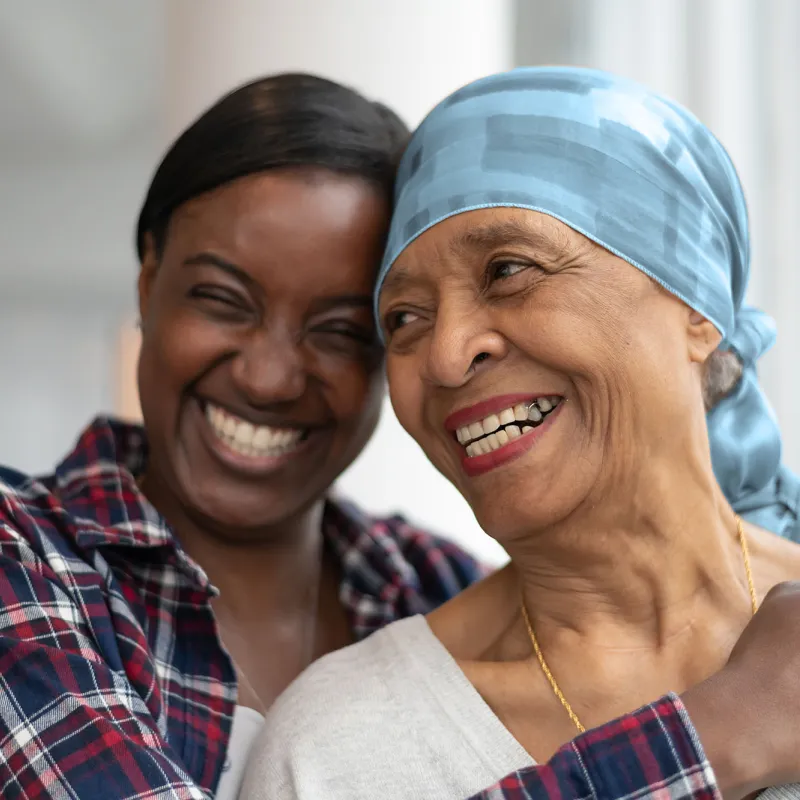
[377,66,800,540]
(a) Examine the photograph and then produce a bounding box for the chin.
[466,483,582,544]
[184,478,313,536]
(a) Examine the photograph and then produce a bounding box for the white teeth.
[458,396,562,456]
[235,422,254,444]
[499,408,515,426]
[527,405,542,423]
[252,427,270,448]
[482,415,500,436]
[204,402,304,459]
[468,422,484,440]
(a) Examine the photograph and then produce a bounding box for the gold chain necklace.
[520,516,758,734]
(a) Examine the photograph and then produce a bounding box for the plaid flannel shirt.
[0,417,721,799]
[472,694,721,800]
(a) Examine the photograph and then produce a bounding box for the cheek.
[512,281,642,386]
[324,354,384,430]
[138,304,235,415]
[386,358,426,440]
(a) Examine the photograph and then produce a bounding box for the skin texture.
[379,207,800,771]
[137,168,389,708]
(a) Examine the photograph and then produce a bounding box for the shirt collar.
[53,416,212,589]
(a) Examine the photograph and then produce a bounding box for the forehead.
[166,170,389,293]
[381,208,591,295]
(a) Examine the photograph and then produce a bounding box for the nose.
[230,325,306,405]
[422,297,508,388]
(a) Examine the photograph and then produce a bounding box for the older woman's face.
[379,208,717,542]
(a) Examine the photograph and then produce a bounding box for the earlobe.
[687,309,723,365]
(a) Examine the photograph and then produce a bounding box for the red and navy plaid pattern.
[0,417,482,799]
[472,694,720,800]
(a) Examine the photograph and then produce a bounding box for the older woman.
[241,67,800,799]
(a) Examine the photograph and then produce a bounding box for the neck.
[506,454,752,650]
[139,473,326,614]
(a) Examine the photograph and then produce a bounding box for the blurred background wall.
[1,0,797,564]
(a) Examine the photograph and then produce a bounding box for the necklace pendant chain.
[521,515,758,734]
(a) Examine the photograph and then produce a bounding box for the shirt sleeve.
[0,523,209,800]
[470,694,721,800]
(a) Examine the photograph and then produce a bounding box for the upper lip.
[200,397,326,430]
[444,392,559,431]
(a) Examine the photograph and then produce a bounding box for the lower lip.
[460,403,563,478]
[194,400,315,477]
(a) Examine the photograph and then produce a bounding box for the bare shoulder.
[747,521,800,591]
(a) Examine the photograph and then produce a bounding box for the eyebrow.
[379,265,420,300]
[449,219,563,259]
[182,252,255,286]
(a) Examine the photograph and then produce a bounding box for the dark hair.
[136,73,410,260]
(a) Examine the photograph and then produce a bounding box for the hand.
[682,582,800,799]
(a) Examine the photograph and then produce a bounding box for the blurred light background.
[1,0,797,564]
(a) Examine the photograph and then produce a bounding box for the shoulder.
[326,497,488,607]
[0,463,70,557]
[275,616,423,720]
[242,617,428,796]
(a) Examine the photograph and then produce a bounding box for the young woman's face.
[137,169,389,536]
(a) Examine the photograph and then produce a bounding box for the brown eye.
[385,309,420,334]
[490,261,529,281]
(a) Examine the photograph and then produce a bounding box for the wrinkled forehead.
[379,207,592,302]
[375,66,747,341]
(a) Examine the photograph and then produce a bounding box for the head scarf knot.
[377,66,800,540]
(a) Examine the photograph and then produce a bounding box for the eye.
[489,260,530,281]
[310,320,375,345]
[189,285,246,307]
[384,309,420,334]
[188,285,252,320]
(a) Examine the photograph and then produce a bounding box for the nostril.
[472,352,491,366]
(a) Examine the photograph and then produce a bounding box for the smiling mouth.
[203,401,310,460]
[455,396,562,458]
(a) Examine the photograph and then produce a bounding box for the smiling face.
[137,168,388,536]
[379,208,721,543]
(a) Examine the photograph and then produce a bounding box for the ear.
[137,232,160,328]
[687,309,723,366]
